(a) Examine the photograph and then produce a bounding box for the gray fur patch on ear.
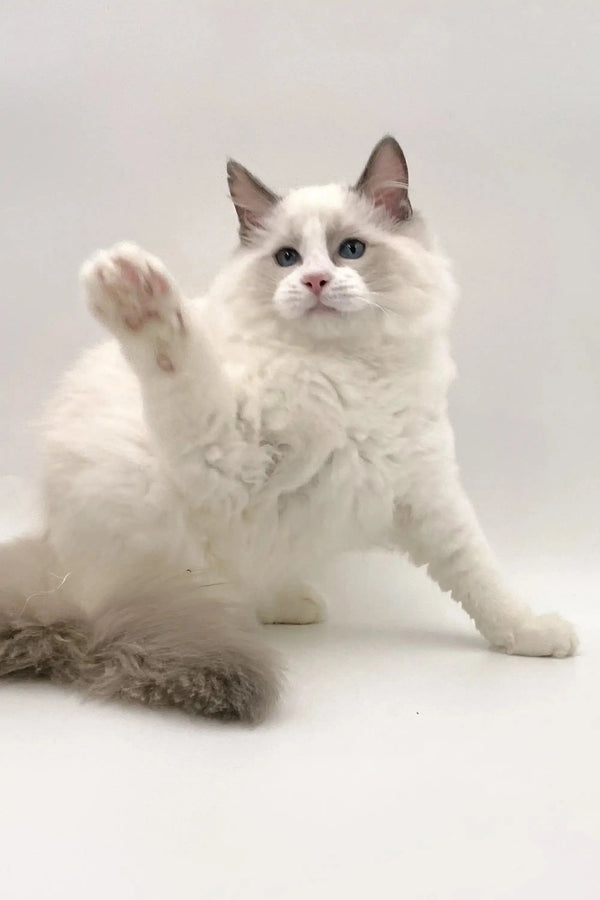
[355,135,412,223]
[0,575,282,724]
[227,159,280,245]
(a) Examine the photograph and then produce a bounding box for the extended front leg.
[81,243,254,507]
[397,463,578,657]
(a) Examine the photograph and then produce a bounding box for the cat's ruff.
[0,137,577,723]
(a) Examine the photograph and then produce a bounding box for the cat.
[0,137,577,723]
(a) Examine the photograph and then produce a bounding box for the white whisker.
[363,296,403,320]
[19,571,72,616]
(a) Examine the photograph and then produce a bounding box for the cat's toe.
[493,613,578,658]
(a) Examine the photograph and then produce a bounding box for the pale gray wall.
[1,1,598,564]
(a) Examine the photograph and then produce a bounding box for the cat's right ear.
[355,136,412,222]
[227,160,280,244]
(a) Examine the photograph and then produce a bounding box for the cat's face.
[260,185,409,336]
[223,138,453,343]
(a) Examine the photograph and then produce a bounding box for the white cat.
[0,137,577,722]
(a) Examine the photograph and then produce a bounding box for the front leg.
[397,460,578,658]
[81,243,248,506]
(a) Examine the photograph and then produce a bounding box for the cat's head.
[219,137,455,345]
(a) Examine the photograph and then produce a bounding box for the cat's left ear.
[355,136,412,222]
[227,160,280,244]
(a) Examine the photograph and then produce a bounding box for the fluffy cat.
[0,137,577,722]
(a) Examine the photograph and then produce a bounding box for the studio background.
[1,3,598,898]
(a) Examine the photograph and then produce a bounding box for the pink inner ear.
[232,180,272,221]
[356,137,411,220]
[227,161,279,239]
[237,203,265,231]
[371,185,411,220]
[372,186,403,209]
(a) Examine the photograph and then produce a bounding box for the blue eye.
[275,247,301,267]
[338,238,366,260]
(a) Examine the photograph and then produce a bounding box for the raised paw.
[493,613,578,658]
[81,243,186,371]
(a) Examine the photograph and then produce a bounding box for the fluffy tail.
[0,536,281,723]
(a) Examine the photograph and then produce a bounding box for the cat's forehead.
[274,184,364,234]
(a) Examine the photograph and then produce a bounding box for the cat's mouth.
[306,300,341,316]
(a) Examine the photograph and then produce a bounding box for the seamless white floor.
[0,537,598,900]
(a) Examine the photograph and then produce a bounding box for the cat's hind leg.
[259,581,327,625]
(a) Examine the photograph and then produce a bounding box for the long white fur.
[24,158,577,658]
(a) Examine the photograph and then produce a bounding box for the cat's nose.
[302,272,330,296]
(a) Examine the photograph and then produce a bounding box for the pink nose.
[302,272,330,296]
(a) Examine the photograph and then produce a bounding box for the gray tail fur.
[0,536,281,723]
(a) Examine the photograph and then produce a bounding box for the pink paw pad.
[83,245,186,367]
[112,258,169,297]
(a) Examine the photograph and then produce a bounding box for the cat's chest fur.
[226,346,442,555]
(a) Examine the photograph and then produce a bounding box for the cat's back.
[44,339,143,440]
[41,337,153,501]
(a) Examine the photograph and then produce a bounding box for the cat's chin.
[292,308,370,342]
[305,301,341,316]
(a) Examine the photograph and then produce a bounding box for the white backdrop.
[1,4,599,898]
[2,1,599,567]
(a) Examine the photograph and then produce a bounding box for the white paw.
[493,613,578,658]
[259,587,326,625]
[81,243,186,371]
